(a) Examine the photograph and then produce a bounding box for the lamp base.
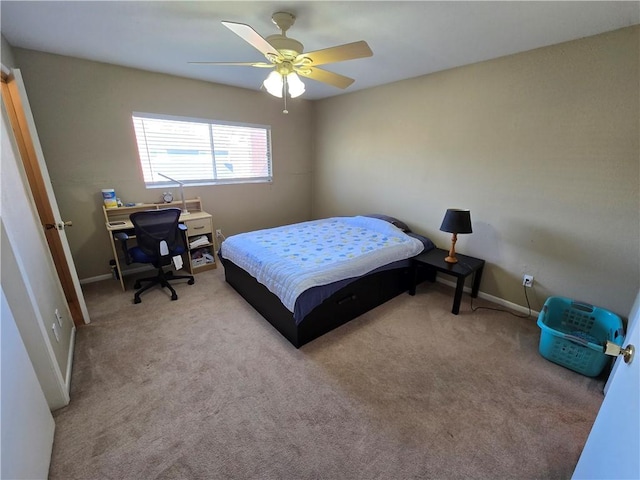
[445,233,459,264]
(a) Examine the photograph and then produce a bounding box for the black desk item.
[115,208,194,303]
[410,247,485,314]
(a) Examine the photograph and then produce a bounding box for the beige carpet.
[49,266,605,479]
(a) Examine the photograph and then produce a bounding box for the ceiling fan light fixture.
[263,70,284,98]
[263,70,305,100]
[286,72,305,98]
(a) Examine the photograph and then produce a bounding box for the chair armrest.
[113,232,132,265]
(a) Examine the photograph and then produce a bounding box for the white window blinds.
[132,113,272,187]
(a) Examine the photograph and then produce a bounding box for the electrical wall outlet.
[55,308,63,327]
[215,229,222,238]
[522,274,534,288]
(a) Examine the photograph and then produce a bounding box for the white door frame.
[1,67,90,326]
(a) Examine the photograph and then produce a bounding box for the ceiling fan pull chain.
[282,76,289,114]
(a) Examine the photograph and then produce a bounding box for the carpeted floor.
[49,266,605,479]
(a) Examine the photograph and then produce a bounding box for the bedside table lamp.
[440,209,472,264]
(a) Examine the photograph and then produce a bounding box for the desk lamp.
[158,173,189,215]
[440,209,472,264]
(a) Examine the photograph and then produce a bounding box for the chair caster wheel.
[188,279,195,285]
[134,282,141,289]
[134,297,141,304]
[171,294,178,301]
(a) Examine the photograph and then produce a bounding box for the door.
[1,68,89,327]
[572,290,640,479]
[1,287,55,479]
[2,91,75,408]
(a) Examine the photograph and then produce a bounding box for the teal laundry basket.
[536,296,624,377]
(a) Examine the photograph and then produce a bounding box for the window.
[132,113,272,187]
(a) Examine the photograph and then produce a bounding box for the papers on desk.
[189,235,210,249]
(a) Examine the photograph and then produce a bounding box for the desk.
[410,248,485,314]
[104,198,216,291]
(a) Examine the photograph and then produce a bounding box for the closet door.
[1,69,89,327]
[2,82,74,409]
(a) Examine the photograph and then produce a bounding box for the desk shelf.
[185,214,216,273]
[104,198,205,225]
[105,198,217,290]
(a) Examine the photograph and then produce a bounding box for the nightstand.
[410,248,485,314]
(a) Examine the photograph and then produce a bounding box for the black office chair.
[114,208,194,304]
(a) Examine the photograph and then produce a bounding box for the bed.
[219,215,435,348]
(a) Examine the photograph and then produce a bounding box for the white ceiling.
[2,1,638,100]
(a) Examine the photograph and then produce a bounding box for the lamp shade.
[440,209,472,234]
[286,72,305,98]
[263,71,283,98]
[263,71,306,100]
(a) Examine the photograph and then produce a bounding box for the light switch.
[52,323,60,342]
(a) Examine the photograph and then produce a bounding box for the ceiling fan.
[190,12,373,111]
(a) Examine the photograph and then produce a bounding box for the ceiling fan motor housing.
[271,12,296,32]
[266,35,303,61]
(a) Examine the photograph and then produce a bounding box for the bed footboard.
[221,258,414,348]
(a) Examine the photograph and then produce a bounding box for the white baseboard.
[80,273,113,284]
[435,277,540,317]
[65,326,76,395]
[83,267,539,317]
[80,265,153,285]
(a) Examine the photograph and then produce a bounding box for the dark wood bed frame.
[222,257,430,348]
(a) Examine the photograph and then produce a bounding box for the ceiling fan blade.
[297,67,355,89]
[295,41,372,67]
[189,61,274,68]
[221,21,281,59]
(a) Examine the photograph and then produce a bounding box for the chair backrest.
[129,208,183,263]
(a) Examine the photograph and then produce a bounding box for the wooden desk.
[104,198,216,291]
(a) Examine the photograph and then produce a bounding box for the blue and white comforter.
[220,216,424,312]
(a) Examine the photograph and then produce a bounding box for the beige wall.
[1,34,16,68]
[8,26,639,316]
[313,26,640,316]
[12,49,314,280]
